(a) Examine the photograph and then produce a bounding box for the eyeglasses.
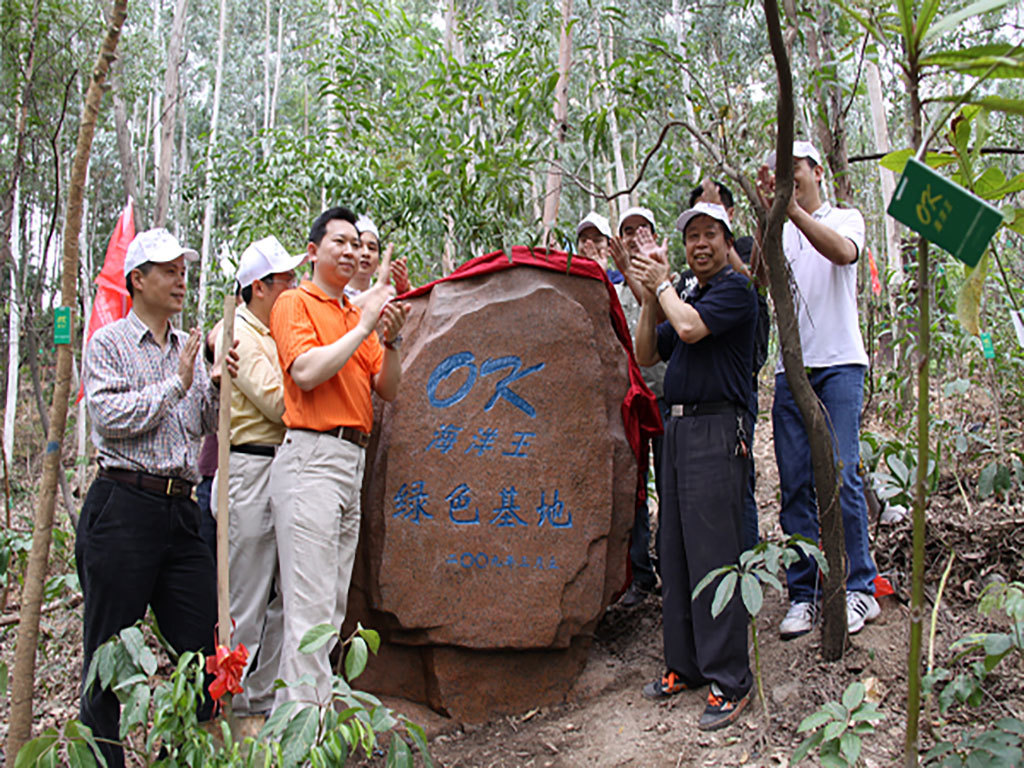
[264,273,298,288]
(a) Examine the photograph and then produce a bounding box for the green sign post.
[54,306,72,345]
[887,157,1003,268]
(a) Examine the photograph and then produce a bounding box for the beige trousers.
[269,429,364,708]
[211,450,281,713]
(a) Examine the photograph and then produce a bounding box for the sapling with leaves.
[692,534,829,718]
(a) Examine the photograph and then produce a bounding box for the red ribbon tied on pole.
[867,247,882,297]
[206,642,248,705]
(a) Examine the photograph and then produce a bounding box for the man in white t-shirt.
[757,141,879,639]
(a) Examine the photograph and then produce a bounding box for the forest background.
[2,0,1024,764]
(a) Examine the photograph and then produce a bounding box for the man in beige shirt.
[214,235,305,713]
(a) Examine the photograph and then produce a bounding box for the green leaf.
[924,0,1013,42]
[281,706,320,767]
[356,625,381,655]
[120,684,150,738]
[405,721,434,767]
[118,627,146,669]
[64,722,105,768]
[387,733,414,768]
[299,623,339,655]
[842,682,865,711]
[822,719,848,742]
[914,0,942,47]
[14,730,60,768]
[345,637,369,681]
[1002,206,1024,235]
[692,566,731,600]
[797,710,833,733]
[740,573,763,617]
[790,732,823,765]
[887,454,910,485]
[979,461,998,498]
[878,148,957,174]
[955,250,989,335]
[933,95,1024,117]
[711,571,738,619]
[258,700,298,740]
[839,732,862,764]
[0,660,7,697]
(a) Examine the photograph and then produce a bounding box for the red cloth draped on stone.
[206,642,248,707]
[400,246,663,462]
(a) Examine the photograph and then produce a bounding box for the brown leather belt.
[302,426,371,449]
[98,468,194,498]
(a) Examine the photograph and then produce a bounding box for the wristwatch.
[656,280,673,299]
[384,334,403,351]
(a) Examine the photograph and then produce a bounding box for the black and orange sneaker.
[642,670,691,700]
[698,683,750,730]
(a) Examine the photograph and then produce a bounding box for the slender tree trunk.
[5,1,127,757]
[111,62,142,224]
[199,0,230,326]
[760,0,847,660]
[541,0,573,246]
[269,6,283,132]
[904,55,927,768]
[595,9,627,221]
[263,0,272,138]
[153,0,189,227]
[76,176,92,496]
[4,247,20,471]
[804,0,853,206]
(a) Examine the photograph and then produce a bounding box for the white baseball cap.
[355,214,380,242]
[576,211,612,240]
[123,228,199,277]
[765,140,823,170]
[236,235,307,288]
[618,206,657,234]
[675,202,733,238]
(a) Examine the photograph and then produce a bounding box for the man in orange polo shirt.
[268,206,408,706]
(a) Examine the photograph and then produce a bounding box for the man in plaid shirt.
[78,228,235,767]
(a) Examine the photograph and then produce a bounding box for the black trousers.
[75,477,217,767]
[660,411,752,700]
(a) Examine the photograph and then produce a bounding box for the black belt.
[670,401,741,418]
[98,468,193,498]
[230,443,277,457]
[300,426,371,449]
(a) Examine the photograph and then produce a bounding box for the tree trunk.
[595,9,627,223]
[760,0,847,661]
[199,0,230,326]
[269,6,283,132]
[5,0,128,757]
[111,62,142,224]
[541,0,573,246]
[903,53,928,767]
[153,0,189,227]
[804,0,853,206]
[3,251,20,472]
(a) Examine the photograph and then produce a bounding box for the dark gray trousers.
[659,410,752,700]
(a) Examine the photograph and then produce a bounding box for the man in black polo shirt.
[631,202,756,731]
[682,180,770,553]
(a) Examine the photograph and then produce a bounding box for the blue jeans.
[772,365,876,603]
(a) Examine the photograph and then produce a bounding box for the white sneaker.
[779,601,817,640]
[846,591,880,634]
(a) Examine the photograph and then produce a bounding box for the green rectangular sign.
[980,332,995,359]
[54,306,71,345]
[887,157,1004,268]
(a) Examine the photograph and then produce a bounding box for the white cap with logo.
[236,235,307,288]
[674,202,733,238]
[355,214,380,242]
[123,228,199,277]
[765,140,823,171]
[576,211,612,240]
[618,206,657,234]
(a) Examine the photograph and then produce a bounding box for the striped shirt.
[84,310,219,483]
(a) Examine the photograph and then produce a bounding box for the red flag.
[79,199,135,402]
[867,247,882,297]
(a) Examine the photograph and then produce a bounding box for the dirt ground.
[2,396,1022,767]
